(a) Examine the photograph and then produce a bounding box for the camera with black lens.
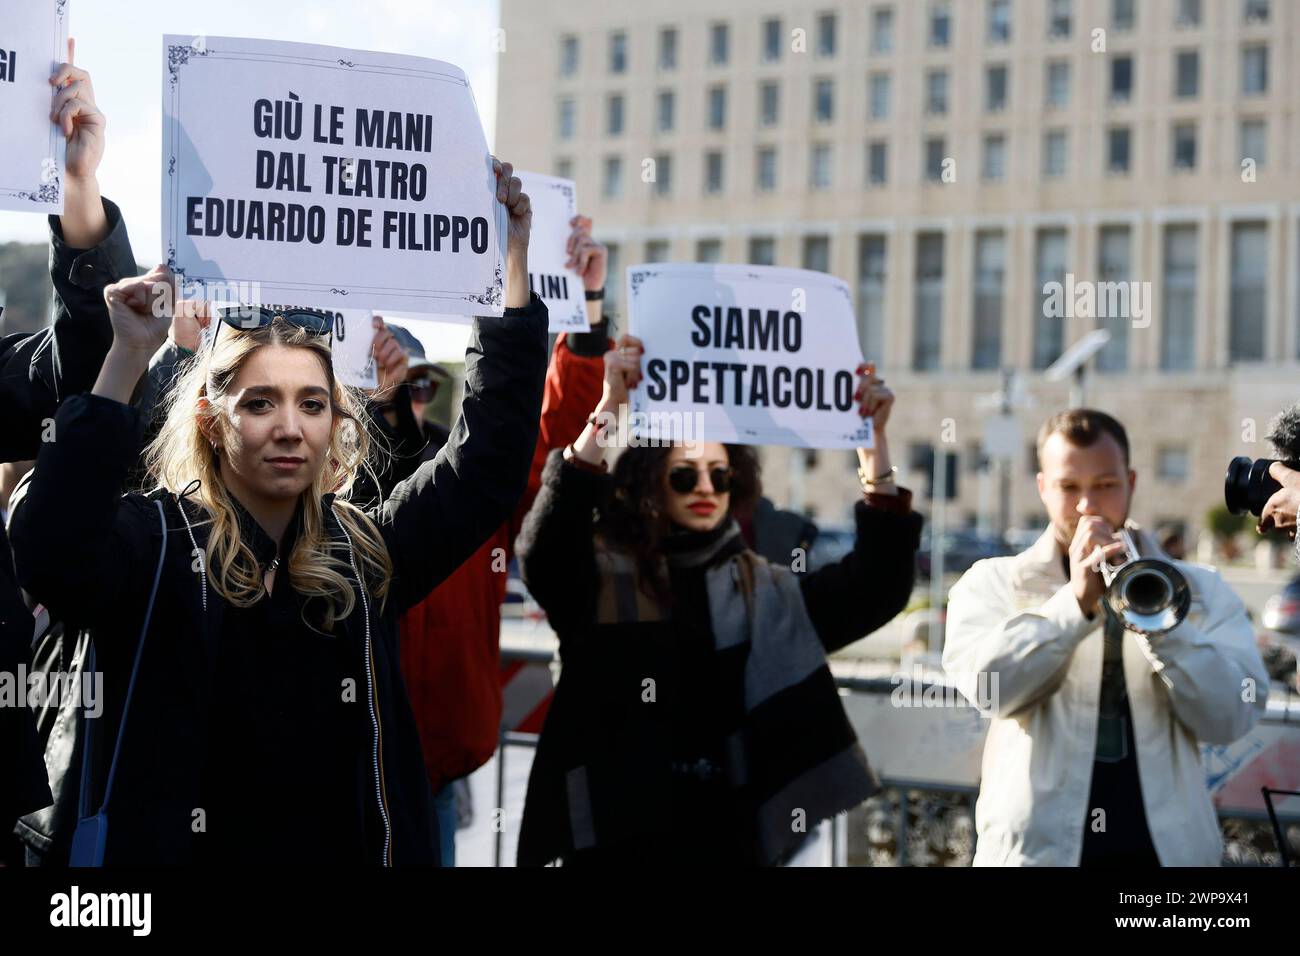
[1225,457,1295,517]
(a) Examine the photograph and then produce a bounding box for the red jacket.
[399,332,607,792]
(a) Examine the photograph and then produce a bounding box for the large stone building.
[496,0,1300,541]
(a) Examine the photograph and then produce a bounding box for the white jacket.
[942,524,1268,866]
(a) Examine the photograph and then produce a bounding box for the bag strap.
[82,498,169,816]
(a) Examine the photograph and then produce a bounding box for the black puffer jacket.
[9,297,548,865]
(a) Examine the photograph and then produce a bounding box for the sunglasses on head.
[668,464,734,495]
[211,305,337,349]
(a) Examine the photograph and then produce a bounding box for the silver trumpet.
[1098,529,1191,636]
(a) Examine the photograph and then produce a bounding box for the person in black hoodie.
[0,45,137,863]
[8,158,547,866]
[515,339,923,866]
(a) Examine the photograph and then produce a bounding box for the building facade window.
[1097,225,1131,371]
[656,90,675,133]
[1172,122,1197,170]
[1043,130,1067,178]
[1113,0,1136,31]
[708,86,727,130]
[868,140,888,185]
[873,7,895,53]
[929,2,952,48]
[609,32,627,74]
[986,65,1009,112]
[606,94,624,135]
[749,236,776,266]
[602,156,623,199]
[925,137,947,182]
[1240,118,1267,166]
[972,230,1006,369]
[1161,225,1198,370]
[1107,126,1131,174]
[558,97,575,140]
[1229,222,1268,362]
[1242,45,1269,95]
[1033,228,1067,369]
[802,235,831,273]
[817,13,838,56]
[1048,0,1072,38]
[763,18,782,62]
[982,134,1007,181]
[810,144,833,190]
[1175,50,1199,98]
[814,78,834,122]
[869,73,891,120]
[858,235,887,362]
[926,69,950,115]
[1176,0,1201,27]
[756,147,777,192]
[760,81,780,126]
[710,22,729,66]
[1046,61,1070,108]
[659,28,678,70]
[988,0,1012,43]
[653,154,672,197]
[1111,55,1134,102]
[914,233,945,371]
[704,151,724,194]
[560,35,579,77]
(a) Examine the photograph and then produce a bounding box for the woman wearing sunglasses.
[9,159,547,866]
[515,335,923,866]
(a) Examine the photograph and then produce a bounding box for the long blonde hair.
[145,318,393,631]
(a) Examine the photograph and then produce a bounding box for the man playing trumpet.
[944,409,1267,866]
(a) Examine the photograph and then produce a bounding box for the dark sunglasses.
[211,305,337,349]
[668,465,734,495]
[407,377,438,404]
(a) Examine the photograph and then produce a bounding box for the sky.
[1,0,504,357]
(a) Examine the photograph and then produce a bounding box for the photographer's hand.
[1259,462,1300,538]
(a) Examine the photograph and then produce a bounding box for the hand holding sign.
[566,215,607,292]
[370,316,409,400]
[855,362,893,434]
[48,39,109,247]
[602,334,644,408]
[49,39,103,183]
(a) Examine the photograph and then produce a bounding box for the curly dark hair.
[595,443,761,603]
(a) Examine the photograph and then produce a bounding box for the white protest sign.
[389,172,587,332]
[0,0,67,214]
[198,306,377,390]
[162,35,505,316]
[332,310,378,389]
[519,171,586,332]
[627,264,873,449]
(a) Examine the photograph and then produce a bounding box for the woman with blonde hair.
[9,159,547,866]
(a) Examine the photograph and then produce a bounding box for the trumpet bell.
[1103,558,1191,636]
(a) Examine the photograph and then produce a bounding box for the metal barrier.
[491,654,1300,867]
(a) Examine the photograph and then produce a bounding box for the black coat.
[9,297,549,865]
[0,200,137,842]
[514,451,924,865]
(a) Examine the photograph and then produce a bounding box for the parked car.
[1261,575,1300,636]
[917,530,1014,579]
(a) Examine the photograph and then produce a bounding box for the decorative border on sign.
[0,1,67,208]
[164,39,503,311]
